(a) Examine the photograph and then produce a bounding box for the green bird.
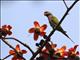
[44,11,74,43]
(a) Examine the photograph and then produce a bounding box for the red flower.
[0,25,12,38]
[1,25,12,36]
[2,25,12,31]
[45,42,57,51]
[39,44,80,59]
[55,45,67,57]
[9,44,27,60]
[41,42,57,57]
[28,21,47,40]
[68,45,79,57]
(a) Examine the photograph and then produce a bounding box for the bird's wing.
[51,16,59,25]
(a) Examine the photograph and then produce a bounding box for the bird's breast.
[49,21,56,28]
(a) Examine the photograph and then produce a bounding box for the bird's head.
[44,11,52,17]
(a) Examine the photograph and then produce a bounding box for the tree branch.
[48,0,79,38]
[3,37,34,55]
[30,0,79,60]
[1,55,11,60]
[1,38,26,60]
[63,0,68,9]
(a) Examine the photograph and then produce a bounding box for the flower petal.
[69,48,74,51]
[2,25,7,29]
[76,51,79,55]
[22,50,27,54]
[18,58,23,60]
[8,25,12,30]
[34,21,40,28]
[12,57,17,60]
[51,42,57,49]
[7,31,12,35]
[74,45,78,50]
[61,45,66,50]
[9,50,15,55]
[40,32,46,36]
[40,24,47,32]
[12,51,25,60]
[45,43,52,51]
[34,33,39,41]
[16,44,20,52]
[28,28,35,33]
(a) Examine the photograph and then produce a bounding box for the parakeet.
[44,11,74,43]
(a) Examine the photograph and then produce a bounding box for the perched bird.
[44,11,74,43]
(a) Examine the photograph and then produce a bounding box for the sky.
[1,1,80,60]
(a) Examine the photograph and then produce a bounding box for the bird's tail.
[61,30,75,43]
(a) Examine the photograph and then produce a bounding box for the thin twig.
[3,37,34,55]
[1,38,26,60]
[1,55,11,60]
[30,0,79,60]
[63,0,68,9]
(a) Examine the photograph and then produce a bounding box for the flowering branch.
[1,38,26,60]
[3,37,34,54]
[30,0,79,60]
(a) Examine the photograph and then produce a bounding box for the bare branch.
[30,0,79,60]
[63,0,68,9]
[1,55,11,60]
[1,38,26,60]
[3,37,34,55]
